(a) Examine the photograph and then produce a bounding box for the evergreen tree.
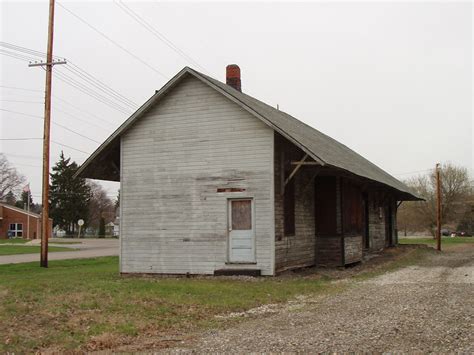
[4,191,16,206]
[15,191,33,210]
[50,152,91,235]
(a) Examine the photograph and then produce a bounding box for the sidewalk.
[0,238,119,265]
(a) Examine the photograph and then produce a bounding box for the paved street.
[0,238,119,265]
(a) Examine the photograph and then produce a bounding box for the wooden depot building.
[77,65,421,276]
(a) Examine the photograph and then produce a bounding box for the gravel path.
[177,245,473,353]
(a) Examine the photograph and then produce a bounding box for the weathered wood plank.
[121,76,274,275]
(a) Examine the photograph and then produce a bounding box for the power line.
[68,61,138,107]
[53,68,132,114]
[0,85,123,125]
[0,95,114,131]
[2,42,140,108]
[0,41,62,60]
[61,65,136,110]
[0,49,33,62]
[114,0,209,74]
[48,119,101,144]
[0,99,44,103]
[394,168,433,176]
[54,107,110,131]
[57,1,169,80]
[53,95,120,126]
[2,50,130,115]
[11,163,42,168]
[1,44,136,115]
[0,108,44,119]
[0,93,41,100]
[0,137,91,154]
[3,43,139,109]
[51,140,90,154]
[2,152,42,160]
[0,108,101,144]
[0,85,42,93]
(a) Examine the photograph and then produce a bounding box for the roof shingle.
[76,67,420,200]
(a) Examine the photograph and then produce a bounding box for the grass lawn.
[399,237,474,246]
[0,257,333,352]
[0,245,75,255]
[0,244,446,352]
[0,239,29,244]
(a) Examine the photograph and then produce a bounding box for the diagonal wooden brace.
[284,153,308,187]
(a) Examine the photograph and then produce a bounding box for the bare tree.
[0,153,25,200]
[436,164,471,222]
[399,163,471,235]
[87,181,115,235]
[397,199,426,236]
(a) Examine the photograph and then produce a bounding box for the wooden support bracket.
[284,154,308,187]
[290,161,320,165]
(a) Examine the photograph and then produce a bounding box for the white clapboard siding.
[120,75,275,275]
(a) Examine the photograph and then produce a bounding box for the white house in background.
[105,222,115,236]
[113,217,120,237]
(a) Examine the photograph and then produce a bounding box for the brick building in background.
[0,203,52,239]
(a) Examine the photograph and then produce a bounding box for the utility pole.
[29,0,66,267]
[27,184,30,239]
[436,163,442,251]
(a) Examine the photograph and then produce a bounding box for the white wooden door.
[228,199,255,263]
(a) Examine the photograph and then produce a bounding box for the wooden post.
[40,0,56,267]
[436,163,442,251]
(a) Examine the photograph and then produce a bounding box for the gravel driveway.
[177,245,473,353]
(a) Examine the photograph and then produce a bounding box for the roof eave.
[75,67,195,180]
[75,66,422,202]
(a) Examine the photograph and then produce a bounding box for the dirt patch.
[215,295,322,320]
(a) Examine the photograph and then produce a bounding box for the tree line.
[398,162,473,236]
[0,152,118,237]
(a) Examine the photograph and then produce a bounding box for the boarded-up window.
[231,200,252,230]
[315,176,338,235]
[284,179,295,236]
[342,180,364,236]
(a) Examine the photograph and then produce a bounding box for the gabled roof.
[76,67,421,200]
[0,202,41,218]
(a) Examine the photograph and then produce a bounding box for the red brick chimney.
[226,64,241,92]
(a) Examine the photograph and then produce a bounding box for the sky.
[0,0,472,204]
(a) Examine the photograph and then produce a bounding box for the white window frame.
[9,223,23,237]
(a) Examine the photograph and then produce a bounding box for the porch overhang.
[287,162,424,202]
[77,137,120,182]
